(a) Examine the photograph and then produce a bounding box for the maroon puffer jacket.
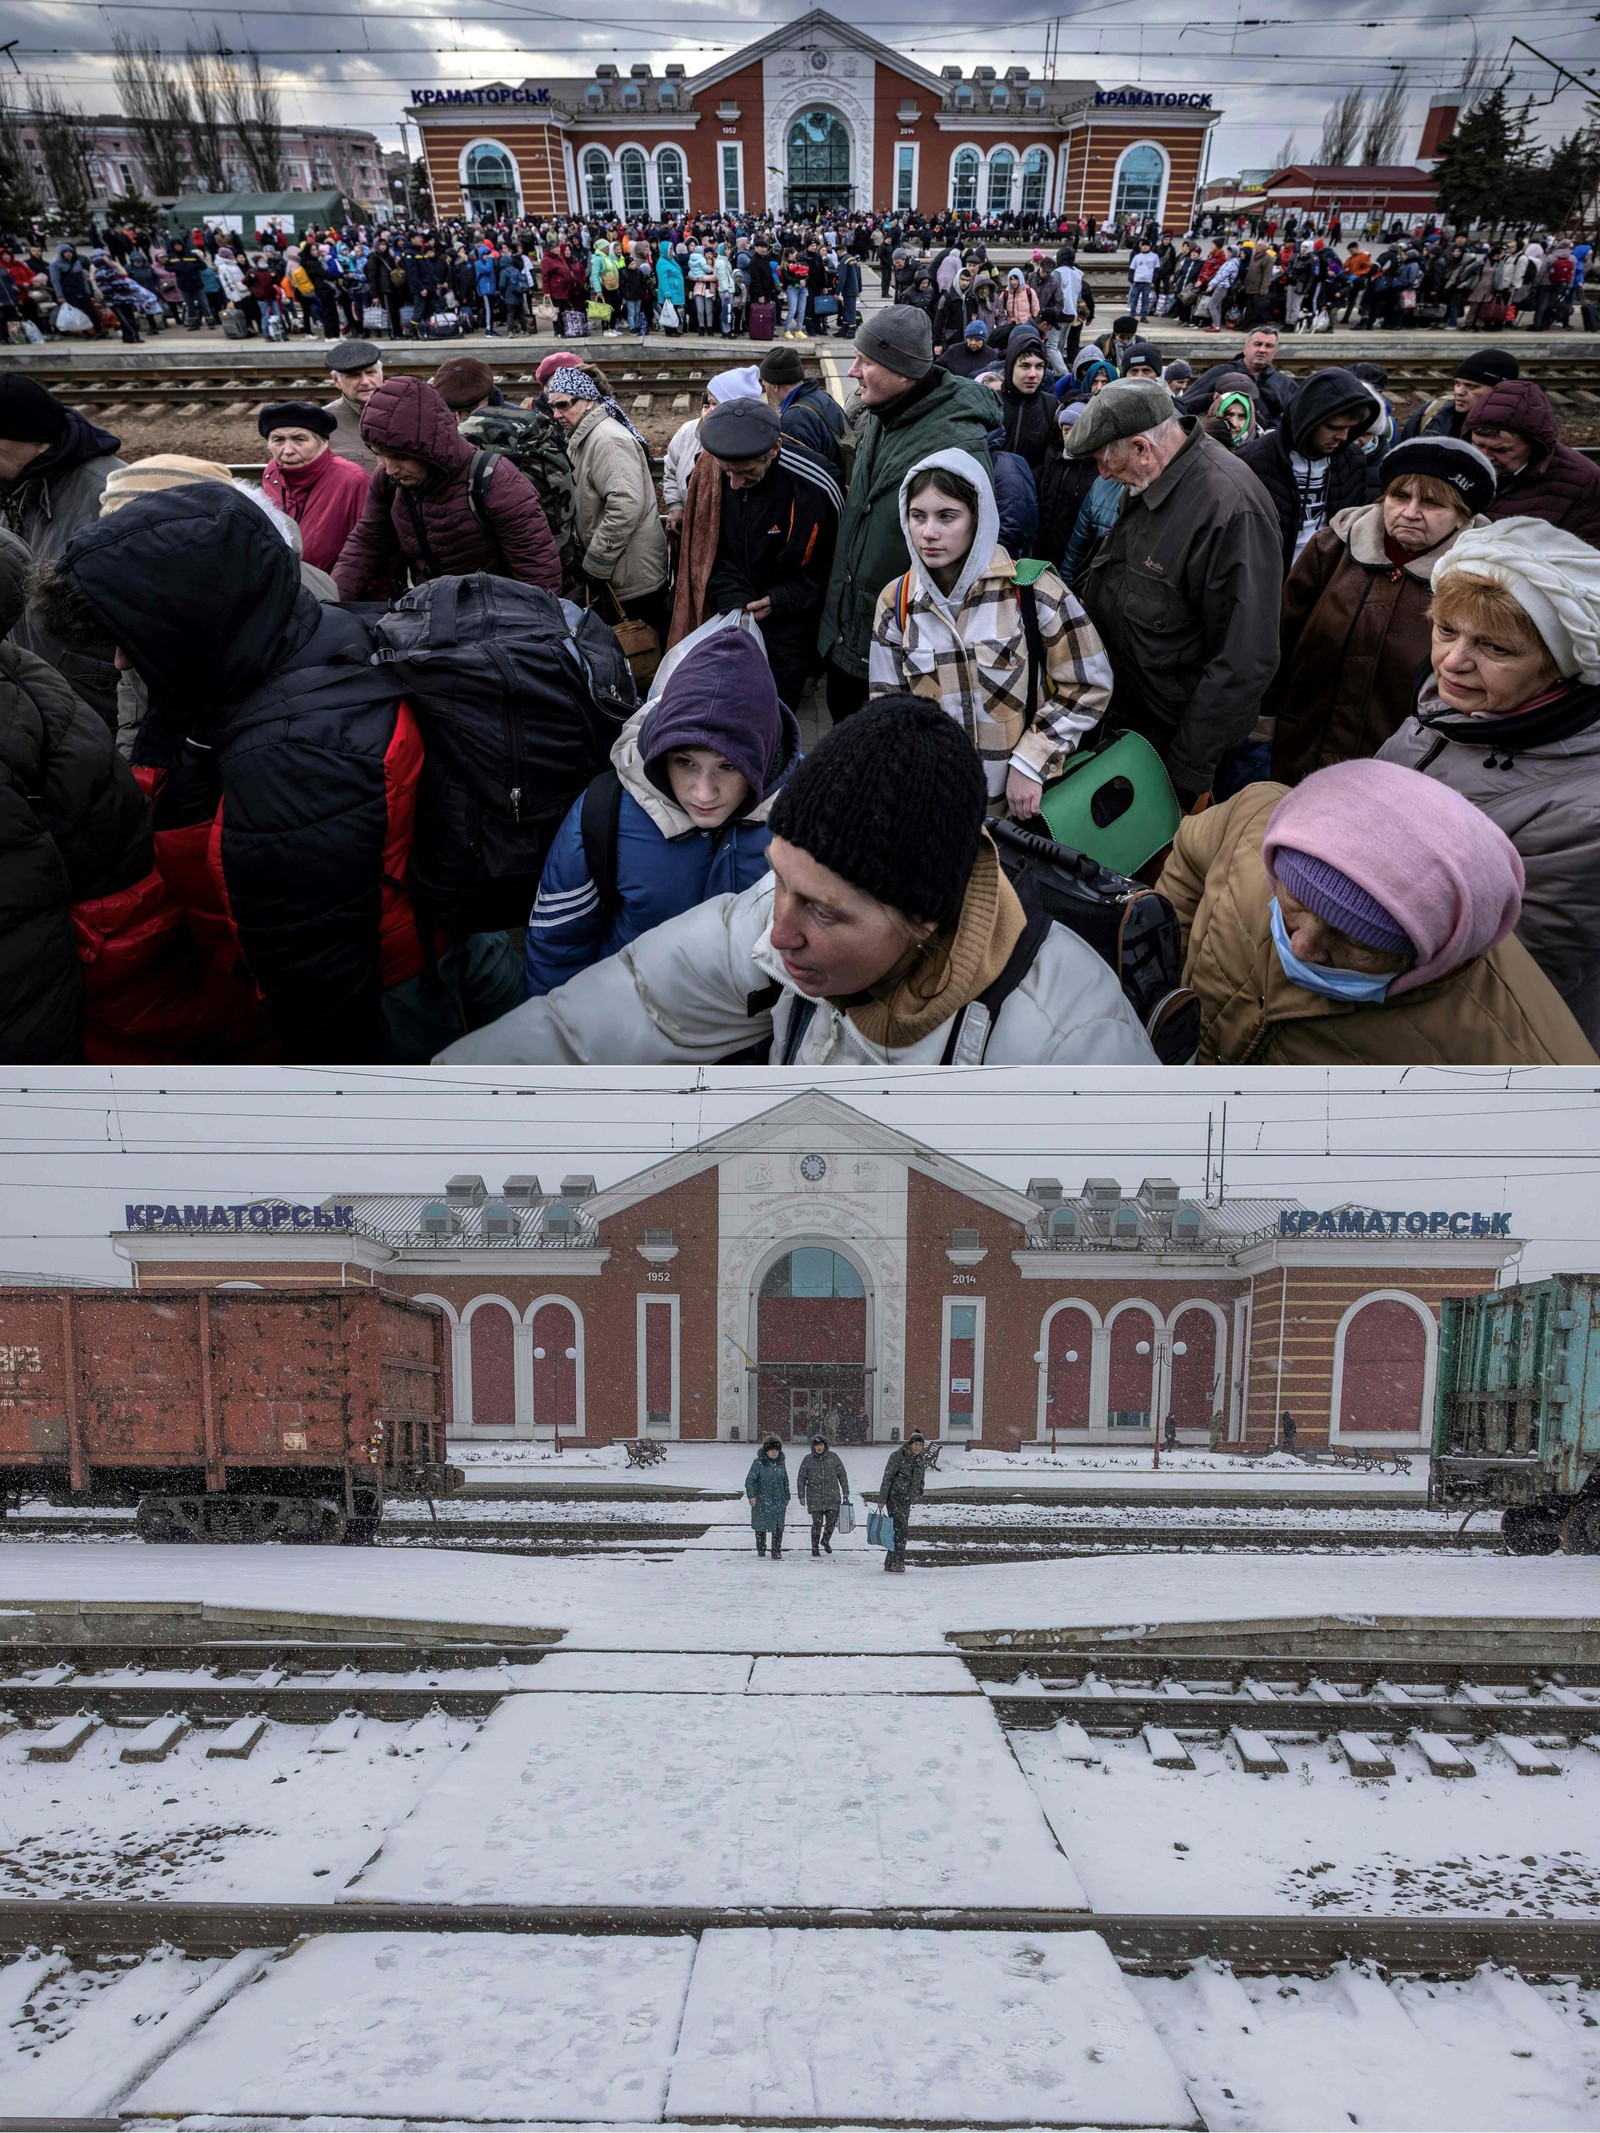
[332,376,562,598]
[1466,379,1600,548]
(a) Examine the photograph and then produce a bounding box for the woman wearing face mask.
[1155,756,1595,1064]
[523,626,798,998]
[1270,437,1494,783]
[746,1436,790,1560]
[438,698,1158,1065]
[1378,518,1600,1045]
[870,450,1110,820]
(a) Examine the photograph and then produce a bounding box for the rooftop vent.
[502,1175,542,1204]
[629,61,652,77]
[1111,1205,1141,1243]
[1082,1177,1122,1207]
[585,83,603,104]
[973,64,997,82]
[664,61,686,78]
[544,1201,577,1238]
[1006,64,1030,80]
[420,1200,454,1241]
[594,62,618,80]
[1137,1177,1182,1211]
[1048,1206,1078,1240]
[1173,1205,1206,1240]
[559,1173,596,1201]
[445,1174,486,1206]
[940,63,963,79]
[1028,1177,1064,1206]
[483,1199,515,1240]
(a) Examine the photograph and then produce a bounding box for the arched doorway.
[1107,1305,1159,1433]
[1043,1305,1095,1433]
[1334,1293,1433,1440]
[467,1300,516,1427]
[463,141,519,223]
[787,110,851,216]
[1168,1306,1223,1430]
[530,1301,579,1435]
[752,1245,871,1443]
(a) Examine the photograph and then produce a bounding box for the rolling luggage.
[220,309,249,339]
[747,299,776,342]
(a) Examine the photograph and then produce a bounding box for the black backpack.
[371,574,637,936]
[989,817,1200,1063]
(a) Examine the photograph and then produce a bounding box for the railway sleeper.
[134,1493,349,1545]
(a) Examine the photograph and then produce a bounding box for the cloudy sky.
[7,0,1596,170]
[2,1066,1598,1286]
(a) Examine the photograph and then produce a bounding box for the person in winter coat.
[545,367,673,643]
[870,449,1109,816]
[1061,464,1124,591]
[1155,757,1595,1065]
[1377,519,1600,1045]
[746,1436,790,1559]
[438,696,1159,1066]
[759,345,848,472]
[1188,328,1298,429]
[1236,368,1381,572]
[1464,380,1600,547]
[1067,377,1283,808]
[1270,437,1495,783]
[332,376,560,600]
[817,306,997,725]
[797,1435,850,1556]
[1399,348,1519,443]
[32,485,440,1063]
[991,325,1056,474]
[661,366,764,527]
[878,1431,927,1571]
[258,400,370,576]
[0,528,155,1062]
[525,625,798,996]
[669,397,843,710]
[0,377,125,725]
[940,316,1000,381]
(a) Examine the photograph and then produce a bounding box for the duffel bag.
[989,817,1200,1064]
[866,1509,894,1549]
[370,573,637,936]
[362,301,388,331]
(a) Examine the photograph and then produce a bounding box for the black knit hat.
[1381,435,1497,517]
[0,375,69,445]
[1455,347,1520,388]
[767,698,986,932]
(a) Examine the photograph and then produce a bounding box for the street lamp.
[1036,1346,1081,1456]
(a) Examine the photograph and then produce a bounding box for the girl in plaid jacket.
[869,448,1112,819]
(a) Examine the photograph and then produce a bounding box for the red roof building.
[1258,163,1438,220]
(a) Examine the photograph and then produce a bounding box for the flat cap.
[431,355,495,408]
[258,399,338,440]
[1062,376,1178,458]
[701,397,782,460]
[326,338,382,373]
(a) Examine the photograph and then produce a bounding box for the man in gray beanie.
[1064,374,1282,808]
[815,304,996,723]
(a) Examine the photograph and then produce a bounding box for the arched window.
[986,148,1015,216]
[1107,1306,1158,1430]
[464,141,518,221]
[583,148,613,218]
[1336,1295,1432,1437]
[1045,1307,1095,1430]
[760,1248,865,1300]
[530,1301,580,1432]
[1021,146,1049,216]
[951,148,980,214]
[468,1301,516,1426]
[787,110,850,203]
[656,146,686,216]
[619,147,648,218]
[1112,142,1166,222]
[1169,1306,1222,1429]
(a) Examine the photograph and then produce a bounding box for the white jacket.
[662,418,702,512]
[439,874,1158,1066]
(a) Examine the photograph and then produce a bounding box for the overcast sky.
[2,1066,1598,1287]
[7,0,1595,171]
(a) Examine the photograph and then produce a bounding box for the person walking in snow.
[797,1434,850,1556]
[746,1436,790,1559]
[879,1430,927,1572]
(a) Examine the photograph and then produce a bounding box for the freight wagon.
[1431,1274,1600,1555]
[0,1286,461,1542]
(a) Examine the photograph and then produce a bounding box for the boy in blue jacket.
[524,627,799,997]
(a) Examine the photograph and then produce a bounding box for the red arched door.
[1169,1307,1221,1429]
[468,1302,516,1427]
[1044,1308,1095,1432]
[530,1302,579,1433]
[1338,1297,1429,1436]
[1107,1306,1158,1433]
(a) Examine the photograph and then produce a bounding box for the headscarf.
[546,366,648,449]
[1433,519,1600,686]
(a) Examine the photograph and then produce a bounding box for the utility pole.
[1204,1111,1214,1202]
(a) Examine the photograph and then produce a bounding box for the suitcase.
[747,299,776,342]
[1584,301,1600,333]
[221,309,249,339]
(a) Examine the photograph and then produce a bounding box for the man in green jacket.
[816,305,995,723]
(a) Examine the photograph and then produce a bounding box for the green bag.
[1038,729,1182,877]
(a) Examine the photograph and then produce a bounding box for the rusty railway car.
[0,1286,461,1543]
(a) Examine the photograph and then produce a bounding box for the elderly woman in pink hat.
[1155,757,1596,1064]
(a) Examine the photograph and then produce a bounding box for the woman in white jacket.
[661,364,764,532]
[439,698,1157,1067]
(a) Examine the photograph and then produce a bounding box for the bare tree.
[1362,73,1409,165]
[1317,87,1364,167]
[26,79,94,224]
[111,34,188,196]
[183,37,229,191]
[218,41,282,192]
[1272,132,1299,172]
[0,75,41,231]
[1456,35,1506,118]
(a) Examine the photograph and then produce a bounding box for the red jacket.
[333,375,562,600]
[263,446,371,574]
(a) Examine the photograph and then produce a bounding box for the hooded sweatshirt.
[524,623,800,996]
[1237,367,1380,569]
[1465,380,1600,545]
[868,446,1110,804]
[332,376,560,599]
[994,324,1056,470]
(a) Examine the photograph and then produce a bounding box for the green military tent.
[166,191,350,239]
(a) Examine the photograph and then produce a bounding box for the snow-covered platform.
[345,1692,1085,1912]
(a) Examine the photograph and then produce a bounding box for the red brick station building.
[412,9,1219,230]
[114,1094,1516,1456]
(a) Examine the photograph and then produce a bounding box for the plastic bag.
[835,1498,856,1536]
[55,301,93,333]
[657,299,680,331]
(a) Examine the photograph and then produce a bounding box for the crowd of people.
[4,253,1600,1070]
